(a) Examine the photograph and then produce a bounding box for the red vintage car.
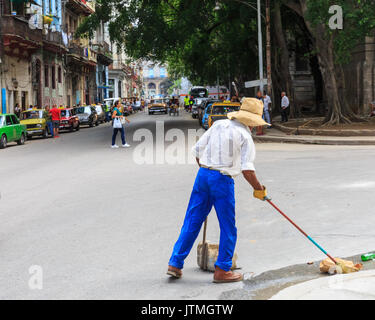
[59,108,80,132]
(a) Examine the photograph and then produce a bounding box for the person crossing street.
[167,98,270,283]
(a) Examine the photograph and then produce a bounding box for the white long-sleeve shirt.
[192,119,256,177]
[281,96,290,108]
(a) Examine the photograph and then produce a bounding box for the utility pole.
[266,0,272,99]
[257,0,264,93]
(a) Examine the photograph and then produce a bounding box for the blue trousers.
[112,127,126,146]
[263,109,271,125]
[169,168,236,272]
[46,121,54,137]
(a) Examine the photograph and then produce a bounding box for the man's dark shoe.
[213,266,243,283]
[167,266,182,279]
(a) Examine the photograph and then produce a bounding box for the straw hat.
[227,98,270,127]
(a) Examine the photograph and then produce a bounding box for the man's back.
[193,119,256,177]
[50,108,61,121]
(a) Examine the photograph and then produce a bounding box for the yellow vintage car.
[148,98,168,115]
[207,102,241,128]
[20,109,48,139]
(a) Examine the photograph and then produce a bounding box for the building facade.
[0,0,140,113]
[142,62,170,99]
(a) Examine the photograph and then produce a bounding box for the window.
[51,65,56,89]
[148,68,154,78]
[6,116,12,126]
[44,65,49,87]
[160,67,166,78]
[11,115,19,124]
[58,66,62,83]
[102,71,106,85]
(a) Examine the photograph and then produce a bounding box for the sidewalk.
[253,128,375,145]
[270,270,375,300]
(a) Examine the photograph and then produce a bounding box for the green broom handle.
[266,199,338,265]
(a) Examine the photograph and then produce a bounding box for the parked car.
[201,100,220,129]
[198,99,219,125]
[0,113,27,148]
[94,104,106,124]
[74,106,99,127]
[148,98,168,115]
[206,102,241,129]
[59,108,80,132]
[20,109,48,139]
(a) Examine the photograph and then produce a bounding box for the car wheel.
[89,122,94,127]
[28,135,33,140]
[42,129,48,138]
[17,133,25,145]
[96,122,99,126]
[76,124,80,131]
[0,134,7,149]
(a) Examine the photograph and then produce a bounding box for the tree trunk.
[283,0,363,125]
[273,1,296,118]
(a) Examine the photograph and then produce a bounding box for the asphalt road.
[1,110,375,300]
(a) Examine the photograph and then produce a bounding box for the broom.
[265,197,361,274]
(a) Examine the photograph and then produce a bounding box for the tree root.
[322,113,368,126]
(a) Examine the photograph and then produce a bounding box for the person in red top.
[50,105,61,138]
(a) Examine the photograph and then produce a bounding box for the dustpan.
[197,219,238,272]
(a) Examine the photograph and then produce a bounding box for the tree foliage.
[77,0,375,124]
[77,0,261,87]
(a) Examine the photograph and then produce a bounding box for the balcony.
[66,0,95,16]
[67,43,97,68]
[1,16,42,59]
[43,31,68,54]
[92,42,113,66]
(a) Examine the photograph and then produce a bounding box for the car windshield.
[212,105,240,115]
[152,99,164,104]
[190,88,208,98]
[60,110,71,117]
[21,110,43,120]
[75,107,91,114]
[0,116,4,127]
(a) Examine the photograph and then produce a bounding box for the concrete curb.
[270,270,375,300]
[254,135,375,146]
[273,122,375,137]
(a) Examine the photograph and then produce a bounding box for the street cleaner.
[167,98,270,283]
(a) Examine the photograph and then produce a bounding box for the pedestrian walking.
[167,98,269,283]
[43,106,54,138]
[14,103,21,118]
[50,104,61,138]
[255,90,264,136]
[184,95,190,111]
[111,100,130,149]
[263,92,272,128]
[281,92,290,123]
